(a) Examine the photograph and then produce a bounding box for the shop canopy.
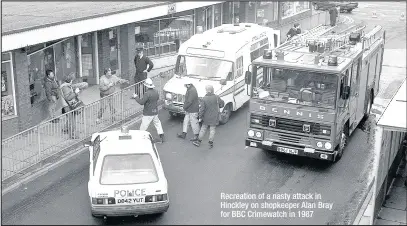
[1,1,221,52]
[377,79,407,132]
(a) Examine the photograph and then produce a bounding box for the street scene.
[1,1,406,225]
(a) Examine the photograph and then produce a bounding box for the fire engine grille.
[266,131,311,145]
[250,114,331,136]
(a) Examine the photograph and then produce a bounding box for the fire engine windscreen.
[252,67,338,109]
[100,154,159,185]
[176,55,233,80]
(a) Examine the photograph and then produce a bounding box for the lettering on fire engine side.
[262,107,325,120]
[114,189,146,197]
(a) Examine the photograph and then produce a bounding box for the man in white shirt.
[97,68,129,123]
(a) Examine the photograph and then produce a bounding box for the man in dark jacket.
[134,45,154,96]
[44,69,60,122]
[286,23,301,41]
[193,85,224,148]
[177,82,200,141]
[132,78,165,143]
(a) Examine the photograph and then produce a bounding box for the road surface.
[2,3,406,225]
[347,1,406,49]
[2,101,375,225]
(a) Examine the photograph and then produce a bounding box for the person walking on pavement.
[60,73,88,139]
[43,69,60,123]
[132,78,165,143]
[177,81,200,141]
[134,44,154,96]
[193,85,224,149]
[96,68,129,124]
[329,6,338,26]
[286,23,301,41]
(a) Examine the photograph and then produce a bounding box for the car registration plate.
[116,198,144,204]
[277,147,298,155]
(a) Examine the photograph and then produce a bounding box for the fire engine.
[244,24,386,162]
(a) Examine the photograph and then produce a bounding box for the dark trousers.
[62,106,81,138]
[134,72,147,96]
[98,97,116,119]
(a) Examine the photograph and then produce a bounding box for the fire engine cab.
[244,24,385,162]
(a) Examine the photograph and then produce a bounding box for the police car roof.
[253,40,364,74]
[93,130,154,155]
[178,23,273,61]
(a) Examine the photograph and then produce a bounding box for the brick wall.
[97,30,111,76]
[119,24,136,83]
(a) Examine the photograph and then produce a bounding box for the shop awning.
[2,1,222,52]
[377,79,407,132]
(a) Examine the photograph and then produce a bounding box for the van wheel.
[219,104,232,125]
[334,129,348,163]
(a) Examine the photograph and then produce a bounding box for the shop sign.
[168,3,176,14]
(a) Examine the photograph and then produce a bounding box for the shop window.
[54,37,77,82]
[214,4,222,27]
[1,52,17,119]
[282,1,310,18]
[196,7,212,31]
[247,2,257,23]
[135,20,160,57]
[108,28,119,72]
[80,33,95,78]
[233,2,241,23]
[159,15,194,55]
[222,2,233,24]
[27,38,76,106]
[28,49,48,105]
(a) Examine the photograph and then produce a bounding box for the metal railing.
[1,68,174,182]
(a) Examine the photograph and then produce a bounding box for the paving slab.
[378,207,407,224]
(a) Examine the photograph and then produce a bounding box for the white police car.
[85,126,169,219]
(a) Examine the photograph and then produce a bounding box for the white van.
[163,23,280,124]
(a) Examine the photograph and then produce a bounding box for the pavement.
[375,172,407,225]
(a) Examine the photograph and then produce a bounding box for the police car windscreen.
[99,154,158,185]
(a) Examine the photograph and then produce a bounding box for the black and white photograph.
[1,1,406,225]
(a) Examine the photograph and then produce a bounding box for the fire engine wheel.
[219,104,232,125]
[334,131,348,162]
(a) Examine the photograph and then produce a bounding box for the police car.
[85,126,169,219]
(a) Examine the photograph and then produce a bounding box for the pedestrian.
[43,69,60,123]
[96,68,129,123]
[177,81,200,141]
[329,7,338,26]
[132,78,165,143]
[192,85,224,149]
[134,44,154,96]
[286,23,301,41]
[60,73,88,139]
